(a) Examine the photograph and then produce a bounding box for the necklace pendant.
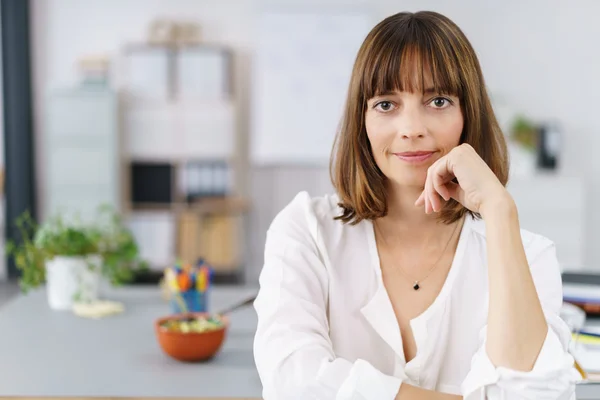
[413,282,420,290]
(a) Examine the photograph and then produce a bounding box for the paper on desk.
[581,325,600,336]
[572,339,600,374]
[72,300,125,319]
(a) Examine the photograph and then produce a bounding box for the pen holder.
[170,290,209,314]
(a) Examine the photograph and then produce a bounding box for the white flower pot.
[99,276,113,296]
[45,254,102,310]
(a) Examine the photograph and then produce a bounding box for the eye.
[374,101,396,113]
[429,97,452,109]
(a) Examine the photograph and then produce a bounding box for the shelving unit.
[119,42,249,282]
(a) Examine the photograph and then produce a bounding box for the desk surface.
[0,286,599,399]
[0,286,263,398]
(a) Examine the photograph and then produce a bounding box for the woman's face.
[365,80,464,189]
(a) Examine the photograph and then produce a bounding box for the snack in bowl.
[160,315,224,333]
[155,312,228,362]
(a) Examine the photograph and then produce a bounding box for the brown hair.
[330,11,509,225]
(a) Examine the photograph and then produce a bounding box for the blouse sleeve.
[461,239,582,400]
[253,192,404,400]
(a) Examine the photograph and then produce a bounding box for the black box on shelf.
[130,162,173,204]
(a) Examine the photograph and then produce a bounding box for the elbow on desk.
[256,362,321,400]
[254,343,338,400]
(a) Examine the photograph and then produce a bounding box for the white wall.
[30,0,600,278]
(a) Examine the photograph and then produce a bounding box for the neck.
[376,180,458,245]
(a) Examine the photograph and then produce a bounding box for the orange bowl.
[155,312,229,362]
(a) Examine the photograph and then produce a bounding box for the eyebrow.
[374,90,397,97]
[423,87,436,95]
[374,87,440,97]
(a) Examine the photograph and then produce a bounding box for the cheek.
[365,114,394,154]
[435,112,464,151]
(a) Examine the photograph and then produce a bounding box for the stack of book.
[563,279,600,381]
[563,282,600,315]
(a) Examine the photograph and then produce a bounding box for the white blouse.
[253,191,582,400]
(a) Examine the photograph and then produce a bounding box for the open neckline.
[365,213,473,363]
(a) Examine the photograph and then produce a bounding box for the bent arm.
[483,198,548,370]
[460,198,580,399]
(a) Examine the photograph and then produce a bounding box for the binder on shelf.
[182,160,231,201]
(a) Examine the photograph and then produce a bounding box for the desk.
[0,287,598,399]
[0,286,263,398]
[575,316,600,398]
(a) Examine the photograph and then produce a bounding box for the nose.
[397,109,426,139]
[401,130,425,140]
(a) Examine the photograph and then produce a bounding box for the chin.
[387,171,427,188]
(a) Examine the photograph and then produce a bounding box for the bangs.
[362,23,463,100]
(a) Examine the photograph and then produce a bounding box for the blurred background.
[2,0,600,397]
[0,0,597,287]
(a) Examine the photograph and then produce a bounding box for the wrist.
[479,190,517,220]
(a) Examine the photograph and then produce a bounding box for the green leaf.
[6,204,148,292]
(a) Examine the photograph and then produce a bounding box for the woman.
[253,10,581,400]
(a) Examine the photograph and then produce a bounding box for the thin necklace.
[374,219,461,291]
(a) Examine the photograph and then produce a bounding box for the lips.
[393,151,435,163]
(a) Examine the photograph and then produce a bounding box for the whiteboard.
[250,10,371,165]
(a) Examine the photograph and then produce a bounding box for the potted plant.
[511,114,538,152]
[6,205,147,310]
[92,204,149,288]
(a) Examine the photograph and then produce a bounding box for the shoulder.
[469,216,556,263]
[268,190,344,237]
[265,191,350,274]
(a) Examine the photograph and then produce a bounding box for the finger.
[427,161,445,212]
[425,169,434,213]
[432,158,455,202]
[433,177,451,202]
[438,186,451,203]
[415,190,425,207]
[427,187,435,214]
[428,179,440,212]
[431,187,444,212]
[433,183,450,201]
